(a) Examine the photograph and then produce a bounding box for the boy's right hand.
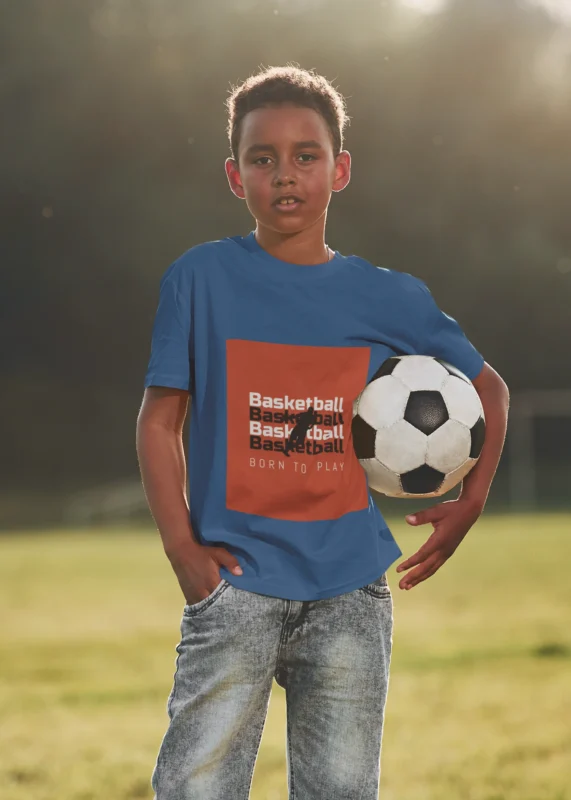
[167,541,243,606]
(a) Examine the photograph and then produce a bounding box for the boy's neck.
[254,226,333,265]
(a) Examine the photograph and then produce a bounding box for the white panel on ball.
[360,458,403,496]
[358,375,410,430]
[438,458,477,495]
[392,355,449,391]
[376,419,427,474]
[441,376,484,427]
[426,420,471,473]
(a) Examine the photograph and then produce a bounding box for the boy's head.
[225,64,351,237]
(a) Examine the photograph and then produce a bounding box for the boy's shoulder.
[345,253,429,295]
[159,239,226,282]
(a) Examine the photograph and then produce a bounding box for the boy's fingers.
[398,554,435,586]
[402,560,442,590]
[396,543,436,572]
[213,548,243,575]
[398,553,440,589]
[417,559,442,585]
[406,506,441,526]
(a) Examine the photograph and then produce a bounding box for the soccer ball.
[351,355,486,498]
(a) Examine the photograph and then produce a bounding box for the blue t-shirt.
[144,231,484,601]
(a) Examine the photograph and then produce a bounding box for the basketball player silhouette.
[284,406,317,457]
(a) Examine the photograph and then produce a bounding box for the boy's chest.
[192,267,416,383]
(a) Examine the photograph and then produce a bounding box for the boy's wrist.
[457,485,486,515]
[164,532,202,563]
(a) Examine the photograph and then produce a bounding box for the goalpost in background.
[507,389,571,510]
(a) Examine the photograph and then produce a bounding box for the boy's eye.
[253,154,316,165]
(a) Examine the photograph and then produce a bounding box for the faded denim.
[151,573,393,799]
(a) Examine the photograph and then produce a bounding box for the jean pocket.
[182,578,229,616]
[360,572,391,599]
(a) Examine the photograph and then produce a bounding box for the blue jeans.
[151,573,393,799]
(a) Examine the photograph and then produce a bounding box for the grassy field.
[1,512,570,800]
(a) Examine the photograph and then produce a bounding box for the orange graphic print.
[226,339,371,521]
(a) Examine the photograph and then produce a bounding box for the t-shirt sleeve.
[413,278,485,381]
[144,258,193,392]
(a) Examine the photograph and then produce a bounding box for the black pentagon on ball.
[369,356,402,383]
[404,391,449,435]
[401,465,445,495]
[351,414,376,459]
[470,416,486,458]
[437,359,471,384]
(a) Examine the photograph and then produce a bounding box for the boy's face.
[225,104,350,234]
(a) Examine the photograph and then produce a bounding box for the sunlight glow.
[529,0,571,25]
[400,0,449,14]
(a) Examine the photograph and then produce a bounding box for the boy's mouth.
[273,195,304,213]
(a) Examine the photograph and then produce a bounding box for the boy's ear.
[333,150,351,193]
[225,157,245,199]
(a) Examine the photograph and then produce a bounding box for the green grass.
[1,513,570,800]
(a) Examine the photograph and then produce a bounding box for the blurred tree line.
[1,0,570,500]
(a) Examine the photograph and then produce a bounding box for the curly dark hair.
[225,63,351,164]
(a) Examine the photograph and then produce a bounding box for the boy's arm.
[458,362,510,509]
[136,386,201,560]
[395,362,510,590]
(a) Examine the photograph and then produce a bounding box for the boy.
[136,64,509,800]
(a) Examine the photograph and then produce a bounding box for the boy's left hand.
[396,497,483,590]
